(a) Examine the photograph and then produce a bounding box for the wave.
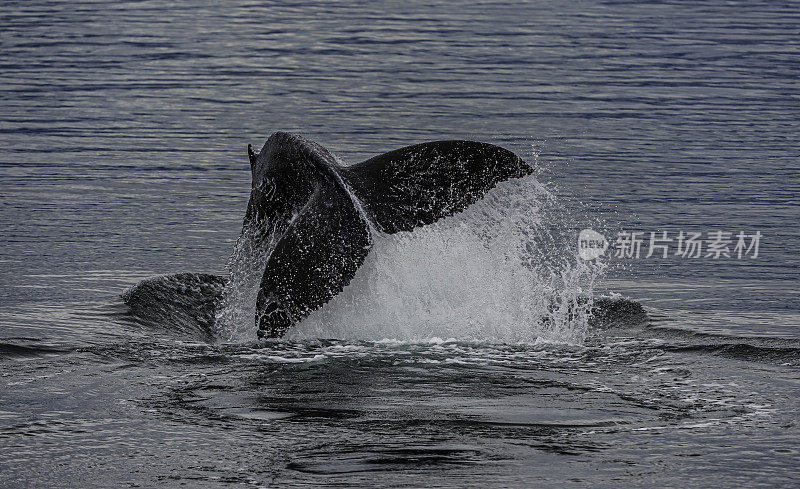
[0,341,72,359]
[660,342,800,366]
[120,273,225,340]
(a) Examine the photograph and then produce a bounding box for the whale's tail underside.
[248,133,533,338]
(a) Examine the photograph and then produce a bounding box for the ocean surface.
[1,1,799,487]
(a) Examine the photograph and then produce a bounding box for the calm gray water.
[1,1,799,487]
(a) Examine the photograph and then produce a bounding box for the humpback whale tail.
[240,132,533,338]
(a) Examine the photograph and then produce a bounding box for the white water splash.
[214,220,284,342]
[289,176,604,344]
[215,160,604,345]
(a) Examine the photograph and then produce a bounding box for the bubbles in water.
[289,176,604,344]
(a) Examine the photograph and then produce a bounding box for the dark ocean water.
[1,1,799,487]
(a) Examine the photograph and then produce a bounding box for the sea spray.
[214,220,285,342]
[290,176,604,344]
[214,149,604,344]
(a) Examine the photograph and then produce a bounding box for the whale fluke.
[254,172,372,338]
[343,140,532,233]
[244,132,532,338]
